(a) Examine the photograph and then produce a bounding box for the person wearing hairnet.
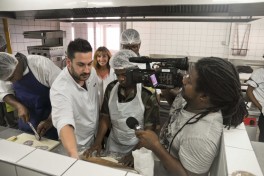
[84,49,159,167]
[0,35,17,128]
[121,29,162,114]
[0,52,61,139]
[120,29,151,69]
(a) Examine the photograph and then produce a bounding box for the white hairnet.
[0,35,7,49]
[0,52,18,81]
[120,29,141,45]
[109,49,138,69]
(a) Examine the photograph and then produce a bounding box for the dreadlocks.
[195,57,248,128]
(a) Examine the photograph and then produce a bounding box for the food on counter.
[7,136,17,142]
[23,140,33,146]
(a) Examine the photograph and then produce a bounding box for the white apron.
[106,82,144,154]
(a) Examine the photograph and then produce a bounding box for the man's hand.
[37,118,53,137]
[136,130,160,151]
[17,104,30,122]
[118,153,134,167]
[70,152,79,159]
[83,143,102,158]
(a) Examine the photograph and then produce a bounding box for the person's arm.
[84,82,114,157]
[50,82,78,159]
[94,114,111,145]
[161,87,181,106]
[3,94,29,122]
[37,114,53,137]
[247,85,262,111]
[60,125,79,159]
[142,87,160,131]
[136,130,188,176]
[84,114,110,157]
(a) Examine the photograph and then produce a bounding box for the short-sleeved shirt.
[246,68,264,114]
[160,94,223,174]
[101,80,159,128]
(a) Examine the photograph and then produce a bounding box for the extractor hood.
[0,0,264,22]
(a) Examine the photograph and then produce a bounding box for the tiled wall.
[0,19,59,55]
[73,23,88,41]
[60,22,73,49]
[1,18,264,61]
[244,18,264,60]
[127,18,264,60]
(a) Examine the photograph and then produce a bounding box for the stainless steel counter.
[0,127,22,139]
[0,126,8,133]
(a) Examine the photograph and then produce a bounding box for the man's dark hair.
[195,57,248,128]
[67,38,92,60]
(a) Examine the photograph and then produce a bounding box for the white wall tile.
[2,18,264,60]
[0,18,61,54]
[128,20,264,60]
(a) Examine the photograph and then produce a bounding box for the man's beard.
[69,66,90,82]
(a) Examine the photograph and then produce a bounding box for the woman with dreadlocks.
[136,57,248,176]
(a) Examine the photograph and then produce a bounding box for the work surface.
[7,133,60,151]
[0,127,141,176]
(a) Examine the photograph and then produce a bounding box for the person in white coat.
[93,46,116,108]
[0,35,18,129]
[50,38,99,159]
[0,52,61,139]
[247,68,264,142]
[120,28,150,69]
[84,49,159,166]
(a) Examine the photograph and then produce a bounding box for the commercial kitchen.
[0,0,264,176]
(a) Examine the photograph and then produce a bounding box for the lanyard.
[167,112,205,153]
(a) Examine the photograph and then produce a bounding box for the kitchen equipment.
[50,55,66,68]
[27,122,41,141]
[23,30,66,69]
[27,45,64,58]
